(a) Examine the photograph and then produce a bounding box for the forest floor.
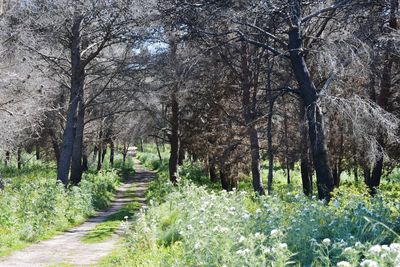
[0,159,154,267]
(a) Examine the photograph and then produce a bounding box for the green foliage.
[80,170,121,210]
[99,148,400,266]
[82,194,141,243]
[107,149,400,266]
[0,164,122,256]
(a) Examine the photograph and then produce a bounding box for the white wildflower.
[322,238,331,246]
[270,229,282,238]
[236,249,245,256]
[355,241,363,249]
[337,261,352,267]
[242,213,250,219]
[254,232,263,239]
[279,243,288,250]
[381,244,389,252]
[238,236,246,243]
[194,242,201,249]
[360,259,379,267]
[344,247,354,253]
[368,245,382,254]
[390,243,400,252]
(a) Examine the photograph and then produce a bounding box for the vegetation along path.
[0,159,154,267]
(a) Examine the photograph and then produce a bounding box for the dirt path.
[0,159,154,267]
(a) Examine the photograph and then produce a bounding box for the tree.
[9,0,152,185]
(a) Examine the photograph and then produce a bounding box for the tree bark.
[241,42,265,195]
[48,128,60,166]
[101,145,107,163]
[288,1,333,200]
[82,145,88,172]
[369,154,383,195]
[155,138,162,162]
[139,138,144,152]
[57,14,84,186]
[300,104,313,196]
[109,140,114,168]
[220,168,231,191]
[97,144,103,171]
[366,0,398,193]
[209,156,218,183]
[70,100,85,185]
[35,145,40,160]
[249,128,265,195]
[122,143,128,166]
[168,93,179,184]
[17,148,22,170]
[93,146,98,164]
[178,141,185,165]
[266,67,274,195]
[5,151,10,167]
[364,166,371,184]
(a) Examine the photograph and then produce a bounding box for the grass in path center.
[81,182,141,244]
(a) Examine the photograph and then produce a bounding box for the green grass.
[103,147,400,266]
[0,154,133,257]
[81,185,141,244]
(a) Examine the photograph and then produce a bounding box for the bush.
[116,179,400,266]
[0,165,121,256]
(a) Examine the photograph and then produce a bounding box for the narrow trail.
[0,159,154,267]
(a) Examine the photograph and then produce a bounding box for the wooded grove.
[0,0,399,266]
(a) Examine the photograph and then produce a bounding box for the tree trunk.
[155,138,162,162]
[178,142,185,165]
[97,144,102,171]
[241,42,265,195]
[17,148,22,170]
[101,145,107,163]
[35,145,40,160]
[109,140,114,168]
[122,143,127,166]
[70,100,85,185]
[354,166,359,183]
[140,138,144,152]
[48,128,60,166]
[92,145,98,163]
[82,145,88,172]
[364,166,371,184]
[369,157,383,195]
[209,157,218,183]
[5,151,10,167]
[366,0,398,193]
[288,2,333,200]
[249,128,265,195]
[57,14,83,186]
[220,168,231,191]
[168,93,179,184]
[267,85,274,195]
[300,105,312,196]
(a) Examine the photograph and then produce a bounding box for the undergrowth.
[0,156,134,256]
[101,147,400,266]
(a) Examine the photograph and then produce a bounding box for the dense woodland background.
[0,0,400,266]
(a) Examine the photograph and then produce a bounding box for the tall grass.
[101,147,400,266]
[0,154,132,256]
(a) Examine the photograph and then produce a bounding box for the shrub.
[118,180,400,266]
[0,165,121,256]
